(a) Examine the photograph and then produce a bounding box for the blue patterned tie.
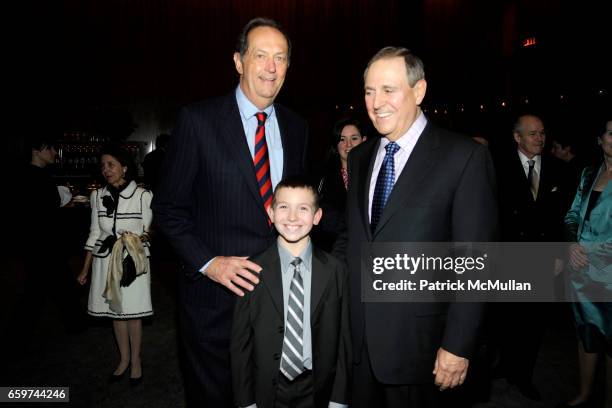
[371,142,400,233]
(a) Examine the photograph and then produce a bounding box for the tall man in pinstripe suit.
[153,18,309,407]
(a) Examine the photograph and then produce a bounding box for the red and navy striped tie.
[254,112,273,216]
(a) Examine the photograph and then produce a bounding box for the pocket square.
[551,186,558,192]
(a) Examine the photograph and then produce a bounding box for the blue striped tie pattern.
[280,257,305,381]
[371,141,400,233]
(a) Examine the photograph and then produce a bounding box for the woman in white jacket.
[78,145,152,386]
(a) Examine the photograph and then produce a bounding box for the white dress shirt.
[368,111,428,221]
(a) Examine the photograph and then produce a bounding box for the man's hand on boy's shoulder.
[207,256,262,297]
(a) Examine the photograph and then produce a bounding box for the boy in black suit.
[231,177,351,408]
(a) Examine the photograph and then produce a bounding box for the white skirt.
[87,254,153,319]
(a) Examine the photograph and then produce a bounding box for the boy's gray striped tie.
[280,257,305,380]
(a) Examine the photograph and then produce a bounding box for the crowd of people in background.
[4,16,610,408]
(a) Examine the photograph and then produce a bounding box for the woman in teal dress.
[563,119,612,407]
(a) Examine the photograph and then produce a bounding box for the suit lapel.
[260,245,284,318]
[511,153,534,203]
[311,247,332,321]
[220,93,268,220]
[276,107,290,178]
[356,139,380,240]
[373,124,439,237]
[536,155,552,202]
[579,164,611,234]
[600,166,612,199]
[261,245,332,321]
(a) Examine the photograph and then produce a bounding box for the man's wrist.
[200,256,217,276]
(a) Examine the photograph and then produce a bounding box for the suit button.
[272,379,277,385]
[277,326,284,333]
[274,353,280,360]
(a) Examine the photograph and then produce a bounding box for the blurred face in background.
[101,154,127,187]
[514,115,546,158]
[337,124,366,164]
[33,145,57,167]
[600,121,612,160]
[550,141,572,162]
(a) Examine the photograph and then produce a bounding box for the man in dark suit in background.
[152,17,309,407]
[142,133,170,193]
[498,115,571,243]
[338,47,497,407]
[550,129,588,198]
[8,136,86,353]
[494,114,571,400]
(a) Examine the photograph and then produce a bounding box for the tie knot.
[290,257,302,268]
[256,112,267,125]
[527,159,535,168]
[385,142,400,156]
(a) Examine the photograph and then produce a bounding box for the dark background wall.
[14,0,610,164]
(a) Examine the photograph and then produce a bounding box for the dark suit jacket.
[319,160,348,215]
[338,122,498,384]
[152,91,309,341]
[496,152,572,242]
[231,244,351,408]
[314,161,347,251]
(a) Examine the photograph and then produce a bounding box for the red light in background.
[522,37,536,47]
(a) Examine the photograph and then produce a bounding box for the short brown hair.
[272,176,319,210]
[236,17,291,63]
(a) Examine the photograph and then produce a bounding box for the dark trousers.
[9,256,85,345]
[495,302,546,385]
[180,320,232,408]
[353,340,454,408]
[275,370,315,408]
[179,275,235,408]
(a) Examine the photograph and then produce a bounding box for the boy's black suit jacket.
[231,244,351,408]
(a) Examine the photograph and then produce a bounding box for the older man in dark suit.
[152,18,309,407]
[338,47,497,407]
[494,114,571,400]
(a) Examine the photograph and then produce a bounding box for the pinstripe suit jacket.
[152,91,309,340]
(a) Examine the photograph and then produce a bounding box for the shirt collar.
[235,85,275,122]
[517,149,541,166]
[103,180,137,198]
[380,109,428,151]
[277,238,312,274]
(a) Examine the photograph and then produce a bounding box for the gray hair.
[364,46,425,87]
[513,114,542,134]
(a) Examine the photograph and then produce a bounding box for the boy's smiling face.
[268,186,322,248]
